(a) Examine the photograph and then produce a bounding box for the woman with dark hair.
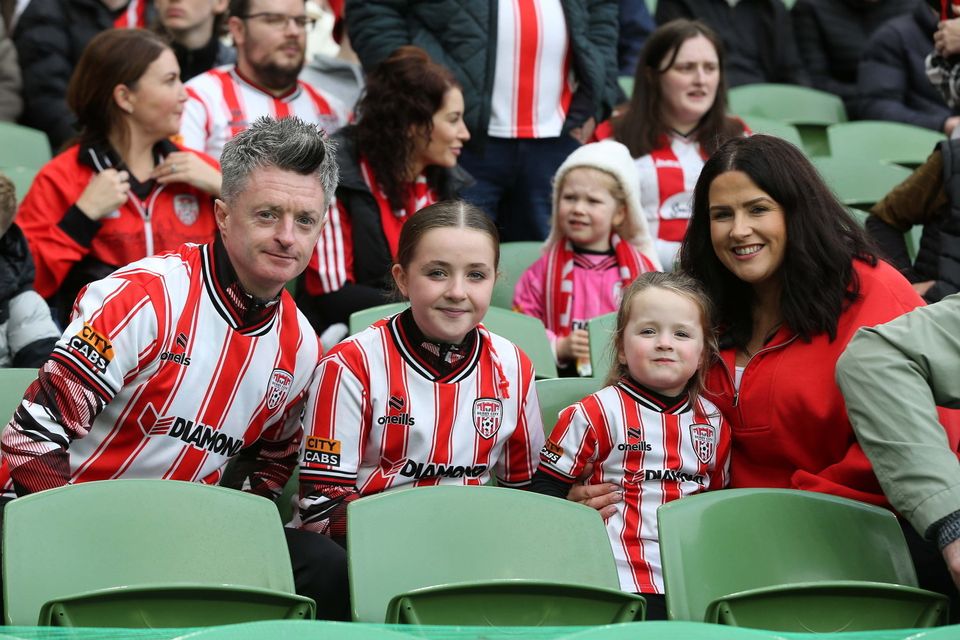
[298,45,471,333]
[16,28,220,324]
[680,134,959,595]
[613,19,745,269]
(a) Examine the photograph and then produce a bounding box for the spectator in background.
[865,139,960,304]
[154,0,235,82]
[16,29,220,324]
[0,172,59,367]
[655,0,808,87]
[297,46,471,334]
[300,0,362,113]
[859,0,958,134]
[181,0,347,160]
[792,0,914,119]
[617,0,655,78]
[13,0,154,150]
[0,14,22,121]
[610,20,746,269]
[927,1,960,115]
[346,0,622,243]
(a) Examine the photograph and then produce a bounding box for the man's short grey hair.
[220,116,338,208]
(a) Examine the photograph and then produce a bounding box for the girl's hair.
[614,19,744,158]
[678,135,877,348]
[606,271,718,406]
[67,29,171,151]
[354,46,461,210]
[394,200,501,272]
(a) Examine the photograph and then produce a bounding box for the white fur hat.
[549,139,661,269]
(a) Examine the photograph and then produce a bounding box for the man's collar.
[200,234,281,336]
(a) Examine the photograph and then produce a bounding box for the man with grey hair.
[0,116,349,620]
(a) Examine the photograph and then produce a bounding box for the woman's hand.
[76,169,130,221]
[556,329,590,363]
[566,462,622,519]
[152,151,222,197]
[935,18,960,57]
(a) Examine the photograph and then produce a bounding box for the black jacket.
[858,1,953,132]
[655,0,809,87]
[13,0,155,150]
[792,0,914,118]
[344,0,620,142]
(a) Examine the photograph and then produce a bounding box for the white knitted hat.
[548,139,661,269]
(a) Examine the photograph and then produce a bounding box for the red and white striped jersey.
[181,66,348,159]
[113,0,148,27]
[488,0,575,139]
[0,240,320,500]
[538,378,730,593]
[635,133,708,269]
[298,313,544,532]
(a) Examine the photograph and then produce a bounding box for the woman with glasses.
[297,46,473,335]
[16,29,221,325]
[179,0,346,159]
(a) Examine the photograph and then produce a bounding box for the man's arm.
[837,295,960,586]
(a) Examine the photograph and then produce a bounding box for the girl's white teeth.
[734,245,761,256]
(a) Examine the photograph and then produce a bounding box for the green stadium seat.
[827,121,944,169]
[491,241,542,309]
[0,368,37,424]
[348,485,645,624]
[536,376,604,437]
[729,84,847,156]
[559,620,788,640]
[3,479,315,626]
[348,302,408,335]
[1,165,39,203]
[618,76,634,100]
[741,115,803,149]
[587,311,617,381]
[175,620,420,640]
[810,156,913,210]
[657,488,948,631]
[0,122,52,171]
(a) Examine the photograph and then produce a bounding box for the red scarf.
[360,158,437,258]
[543,234,654,337]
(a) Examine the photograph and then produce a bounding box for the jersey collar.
[616,376,690,414]
[388,310,481,383]
[200,235,281,336]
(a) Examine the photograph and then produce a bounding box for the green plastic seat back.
[3,479,300,625]
[729,84,847,126]
[810,156,913,209]
[561,620,790,640]
[177,620,421,640]
[0,368,38,424]
[0,122,52,171]
[536,377,604,437]
[348,302,408,335]
[657,488,920,623]
[491,241,542,310]
[1,165,39,203]
[587,312,617,381]
[827,121,944,169]
[347,485,621,622]
[481,307,558,378]
[740,116,803,149]
[618,76,634,100]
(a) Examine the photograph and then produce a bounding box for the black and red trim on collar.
[616,376,690,414]
[388,309,481,383]
[200,235,280,336]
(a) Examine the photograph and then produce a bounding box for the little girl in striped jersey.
[513,139,660,376]
[532,271,730,619]
[296,201,545,543]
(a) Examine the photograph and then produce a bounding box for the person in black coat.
[792,0,914,118]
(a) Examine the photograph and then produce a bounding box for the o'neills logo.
[399,459,487,480]
[148,416,243,457]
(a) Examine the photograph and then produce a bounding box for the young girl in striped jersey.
[513,139,660,377]
[296,201,545,543]
[532,271,730,619]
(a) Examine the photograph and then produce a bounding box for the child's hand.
[566,462,622,520]
[557,329,590,363]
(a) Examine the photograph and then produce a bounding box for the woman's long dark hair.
[354,46,460,209]
[678,135,877,348]
[615,19,744,158]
